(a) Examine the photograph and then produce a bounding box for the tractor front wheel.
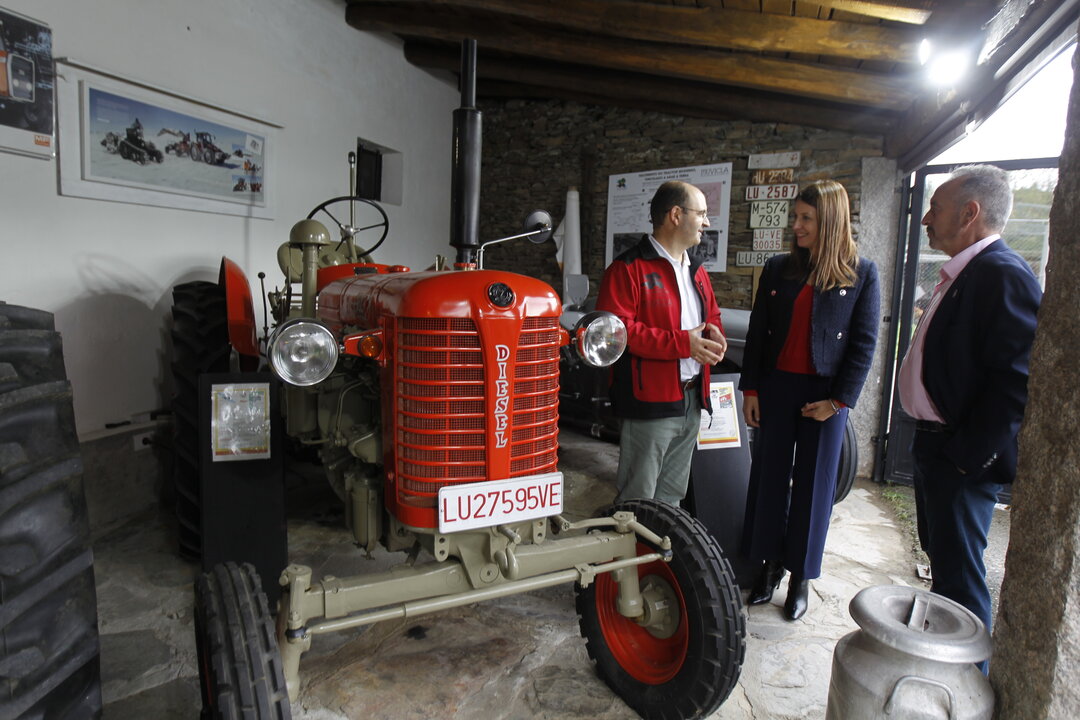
[576,499,746,720]
[194,562,291,720]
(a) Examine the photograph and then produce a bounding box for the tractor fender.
[218,257,260,360]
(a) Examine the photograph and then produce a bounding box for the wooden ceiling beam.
[812,1,934,24]
[346,5,919,110]
[403,41,899,136]
[346,0,923,63]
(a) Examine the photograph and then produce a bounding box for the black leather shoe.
[747,560,786,605]
[784,576,810,620]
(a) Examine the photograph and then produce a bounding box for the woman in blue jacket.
[740,180,880,620]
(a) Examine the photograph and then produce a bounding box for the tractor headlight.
[268,319,339,386]
[573,312,627,368]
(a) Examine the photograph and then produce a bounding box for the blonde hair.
[789,180,858,290]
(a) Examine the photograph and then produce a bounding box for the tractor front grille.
[395,316,560,507]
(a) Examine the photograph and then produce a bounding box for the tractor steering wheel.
[306,196,390,259]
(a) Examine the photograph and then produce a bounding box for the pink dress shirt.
[898,235,1000,421]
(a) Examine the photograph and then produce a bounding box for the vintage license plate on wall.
[749,200,789,228]
[745,183,798,201]
[736,251,785,267]
[753,228,785,251]
[438,472,563,532]
[750,168,795,185]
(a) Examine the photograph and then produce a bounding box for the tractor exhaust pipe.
[450,39,481,269]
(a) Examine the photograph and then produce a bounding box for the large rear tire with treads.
[832,415,858,504]
[170,281,231,560]
[0,302,102,719]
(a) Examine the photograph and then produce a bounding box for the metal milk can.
[826,585,993,719]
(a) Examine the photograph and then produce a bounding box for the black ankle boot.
[747,560,786,605]
[784,576,810,620]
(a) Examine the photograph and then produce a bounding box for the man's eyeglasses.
[679,206,708,219]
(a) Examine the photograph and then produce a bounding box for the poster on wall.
[0,7,54,159]
[55,58,280,218]
[606,162,732,272]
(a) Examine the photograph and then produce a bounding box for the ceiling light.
[918,38,933,66]
[927,50,971,88]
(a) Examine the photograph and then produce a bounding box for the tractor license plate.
[438,472,564,532]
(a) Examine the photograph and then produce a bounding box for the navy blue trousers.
[912,429,1002,634]
[742,371,847,579]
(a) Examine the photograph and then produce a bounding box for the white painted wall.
[0,0,459,436]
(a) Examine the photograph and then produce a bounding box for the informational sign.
[749,200,789,229]
[0,8,54,159]
[753,228,785,251]
[745,183,798,201]
[210,383,272,461]
[750,168,795,185]
[736,251,785,267]
[607,162,733,271]
[747,151,800,169]
[698,381,741,450]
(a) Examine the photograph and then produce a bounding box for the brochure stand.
[198,373,286,603]
[684,373,758,588]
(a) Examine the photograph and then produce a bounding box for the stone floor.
[92,429,1009,719]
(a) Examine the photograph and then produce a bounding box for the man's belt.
[682,376,700,393]
[915,420,951,433]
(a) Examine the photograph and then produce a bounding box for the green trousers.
[615,392,701,505]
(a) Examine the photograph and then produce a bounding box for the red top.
[743,283,845,407]
[777,284,815,374]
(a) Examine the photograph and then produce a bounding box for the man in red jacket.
[597,180,727,504]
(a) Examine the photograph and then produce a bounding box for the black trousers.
[912,428,1002,634]
[742,371,847,579]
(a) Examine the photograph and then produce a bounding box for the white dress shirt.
[648,235,703,382]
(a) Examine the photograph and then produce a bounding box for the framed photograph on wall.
[0,7,54,159]
[55,58,280,218]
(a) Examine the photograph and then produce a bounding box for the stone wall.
[477,99,886,310]
[476,99,898,480]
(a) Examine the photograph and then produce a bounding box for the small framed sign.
[747,151,800,170]
[210,383,272,461]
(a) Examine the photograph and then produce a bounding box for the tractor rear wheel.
[0,303,102,719]
[171,281,231,559]
[746,413,858,505]
[576,499,746,720]
[194,562,291,720]
[833,415,858,504]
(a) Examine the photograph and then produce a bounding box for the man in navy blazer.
[898,165,1041,644]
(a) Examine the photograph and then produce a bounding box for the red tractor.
[179,42,745,720]
[189,130,229,165]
